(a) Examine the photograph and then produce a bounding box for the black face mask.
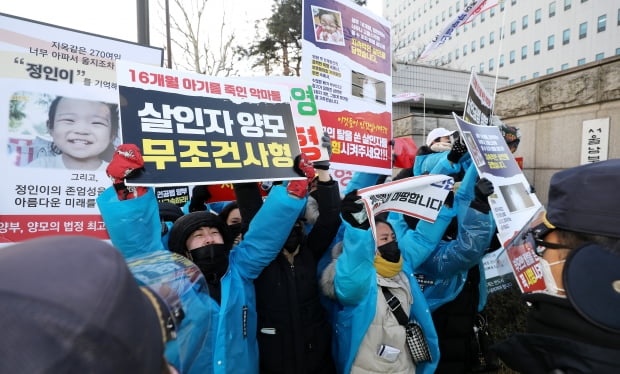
[227,223,243,240]
[283,223,305,252]
[378,241,401,263]
[189,244,229,283]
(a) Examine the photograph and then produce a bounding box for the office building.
[382,0,620,84]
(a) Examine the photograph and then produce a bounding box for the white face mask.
[539,257,566,296]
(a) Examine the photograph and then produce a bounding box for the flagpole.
[491,0,508,117]
[423,93,426,141]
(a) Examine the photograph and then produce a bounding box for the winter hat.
[425,127,455,146]
[158,202,184,222]
[546,158,620,238]
[168,211,233,254]
[0,236,166,374]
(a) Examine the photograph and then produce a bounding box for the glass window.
[549,1,556,17]
[548,34,555,50]
[521,45,528,59]
[456,1,460,12]
[561,63,569,70]
[509,79,515,85]
[500,54,505,67]
[490,7,496,17]
[579,22,587,38]
[618,8,620,25]
[535,9,542,23]
[595,52,604,60]
[455,48,460,59]
[501,2,505,11]
[490,31,495,44]
[520,76,527,82]
[522,15,529,29]
[534,40,541,55]
[509,50,516,63]
[449,6,453,16]
[510,21,516,34]
[479,63,485,73]
[563,29,570,45]
[546,67,554,74]
[481,12,486,22]
[577,58,586,65]
[533,72,540,78]
[617,48,620,55]
[564,0,571,10]
[480,36,485,48]
[463,45,468,56]
[597,14,607,32]
[471,41,476,52]
[489,58,495,71]
[511,0,517,5]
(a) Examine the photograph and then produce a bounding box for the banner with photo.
[117,60,304,186]
[454,114,546,293]
[0,13,163,245]
[358,174,453,241]
[302,0,392,175]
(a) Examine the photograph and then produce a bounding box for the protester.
[321,192,440,374]
[0,235,177,374]
[493,159,620,373]
[97,144,313,374]
[27,96,118,171]
[413,127,468,177]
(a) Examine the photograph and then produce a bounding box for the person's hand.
[106,144,148,200]
[470,178,494,213]
[188,185,210,212]
[340,190,369,229]
[287,153,316,198]
[447,134,468,163]
[312,133,332,170]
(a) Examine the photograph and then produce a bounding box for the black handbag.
[381,287,432,363]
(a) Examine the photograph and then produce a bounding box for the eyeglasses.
[524,222,565,256]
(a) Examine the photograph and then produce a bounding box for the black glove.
[189,185,210,212]
[447,136,468,163]
[470,178,494,214]
[341,190,370,229]
[313,133,332,170]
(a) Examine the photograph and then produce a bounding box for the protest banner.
[116,60,304,186]
[454,114,546,293]
[0,13,163,245]
[302,0,392,175]
[463,70,493,126]
[357,174,453,241]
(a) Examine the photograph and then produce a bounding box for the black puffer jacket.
[254,179,341,374]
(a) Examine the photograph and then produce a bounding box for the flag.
[418,0,500,61]
[392,92,422,103]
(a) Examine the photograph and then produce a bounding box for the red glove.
[287,153,316,198]
[106,144,148,200]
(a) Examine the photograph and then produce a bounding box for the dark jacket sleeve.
[307,179,342,260]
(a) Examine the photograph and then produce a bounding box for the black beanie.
[168,211,233,255]
[158,202,184,223]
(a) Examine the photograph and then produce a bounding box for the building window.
[510,21,516,34]
[577,58,586,65]
[479,63,485,73]
[618,8,620,25]
[489,58,495,71]
[595,52,604,60]
[534,40,541,55]
[548,35,555,50]
[455,48,460,59]
[617,48,620,55]
[456,1,460,12]
[535,8,542,23]
[481,12,486,22]
[500,2,505,11]
[597,14,607,32]
[522,15,529,29]
[521,45,528,59]
[533,72,540,78]
[549,1,556,17]
[480,36,485,48]
[500,54,505,67]
[471,41,476,52]
[511,0,517,5]
[463,45,468,56]
[520,76,527,82]
[546,67,554,74]
[563,29,570,45]
[490,31,495,44]
[509,50,516,63]
[561,63,569,70]
[579,22,587,38]
[564,0,571,11]
[509,79,515,85]
[490,7,495,17]
[449,6,453,16]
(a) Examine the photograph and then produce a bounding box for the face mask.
[430,142,452,153]
[284,223,304,252]
[189,244,229,283]
[378,241,401,263]
[227,223,243,240]
[539,257,566,296]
